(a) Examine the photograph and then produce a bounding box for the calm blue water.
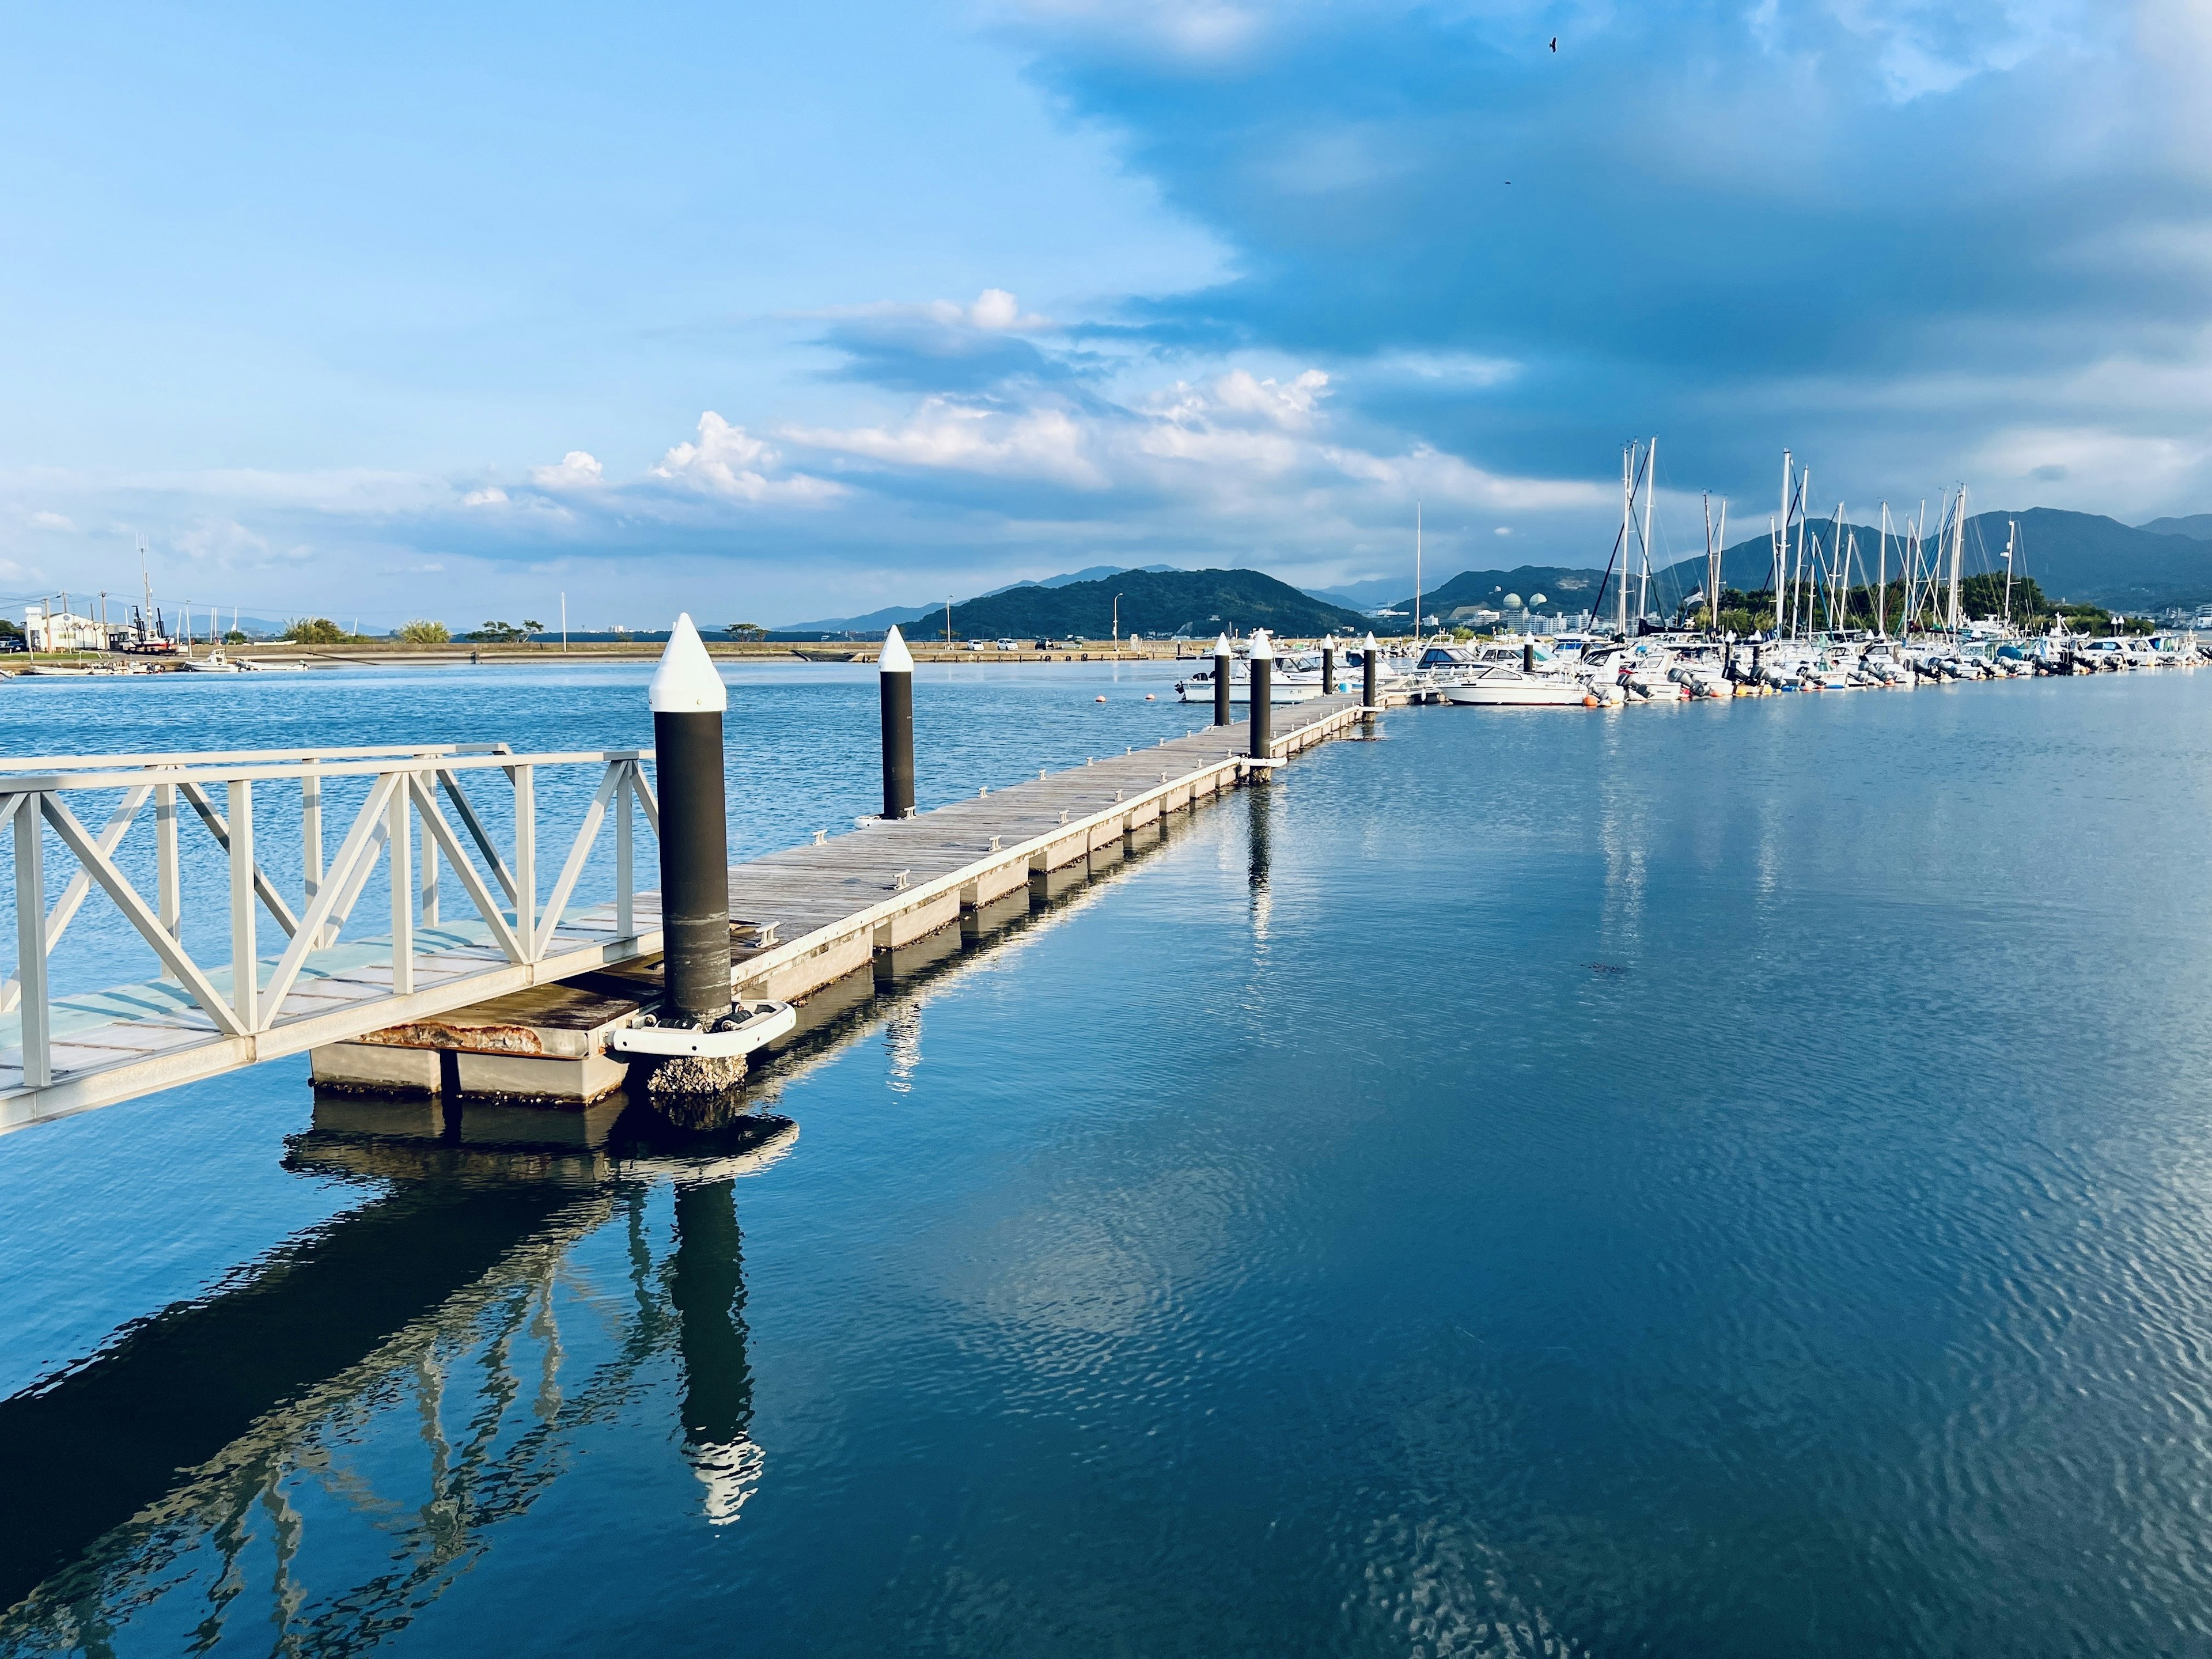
[6,664,2212,1656]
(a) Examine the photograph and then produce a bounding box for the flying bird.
[1549,36,1558,50]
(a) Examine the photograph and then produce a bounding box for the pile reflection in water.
[0,1095,790,1653]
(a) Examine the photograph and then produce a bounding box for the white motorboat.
[1583,641,1685,702]
[1440,665,1593,707]
[1175,650,1337,704]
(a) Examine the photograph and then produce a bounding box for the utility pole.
[560,592,567,653]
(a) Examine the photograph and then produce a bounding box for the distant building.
[26,604,105,651]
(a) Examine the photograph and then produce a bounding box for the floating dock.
[2,692,1379,1130]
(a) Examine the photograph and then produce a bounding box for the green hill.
[944,569,1370,640]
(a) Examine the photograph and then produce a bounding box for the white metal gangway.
[1,743,662,1133]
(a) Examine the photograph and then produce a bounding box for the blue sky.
[3,0,2207,629]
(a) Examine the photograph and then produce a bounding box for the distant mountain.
[948,569,1370,640]
[1384,566,1611,620]
[771,563,1179,633]
[1302,575,1410,609]
[768,602,935,637]
[982,562,1177,596]
[2141,514,2212,541]
[1654,507,2212,614]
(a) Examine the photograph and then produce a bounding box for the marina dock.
[0,690,1378,1132]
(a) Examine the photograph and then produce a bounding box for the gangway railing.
[2,745,660,1124]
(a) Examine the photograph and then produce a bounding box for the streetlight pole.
[1112,593,1122,654]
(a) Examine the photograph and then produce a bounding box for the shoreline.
[0,639,1328,674]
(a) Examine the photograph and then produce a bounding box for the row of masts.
[1589,444,2019,640]
[1768,452,2016,638]
[1404,444,2020,645]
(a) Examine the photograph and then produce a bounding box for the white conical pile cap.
[1249,628,1274,660]
[1321,633,1337,650]
[1214,631,1233,656]
[1363,631,1380,652]
[879,623,914,673]
[648,613,728,713]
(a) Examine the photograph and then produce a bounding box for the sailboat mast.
[1714,499,1728,631]
[1828,502,1844,632]
[1775,449,1790,634]
[1877,503,1889,638]
[1703,493,1717,634]
[1947,485,1967,632]
[1637,437,1656,628]
[1619,445,1634,637]
[1791,469,1810,639]
[2003,519,2016,627]
[1414,501,1422,648]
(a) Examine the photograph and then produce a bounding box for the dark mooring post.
[1321,635,1336,696]
[1523,638,1535,673]
[1362,630,1380,710]
[1213,631,1233,728]
[1249,628,1274,762]
[650,613,733,1025]
[880,624,915,820]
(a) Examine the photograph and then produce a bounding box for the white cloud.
[967,288,1044,331]
[808,287,1053,334]
[998,0,1263,60]
[787,399,1105,487]
[779,362,1605,525]
[463,486,509,507]
[26,510,75,531]
[651,412,843,502]
[528,450,605,490]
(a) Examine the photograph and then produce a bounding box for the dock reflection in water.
[0,1092,791,1652]
[0,773,1193,1652]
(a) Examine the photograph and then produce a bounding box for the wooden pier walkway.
[0,692,1378,1132]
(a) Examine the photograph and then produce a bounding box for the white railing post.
[229,778,258,1031]
[615,765,633,939]
[15,796,49,1088]
[156,781,180,981]
[388,771,414,995]
[514,763,536,960]
[301,764,325,945]
[419,774,440,929]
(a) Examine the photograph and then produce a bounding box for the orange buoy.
[1583,694,1599,708]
